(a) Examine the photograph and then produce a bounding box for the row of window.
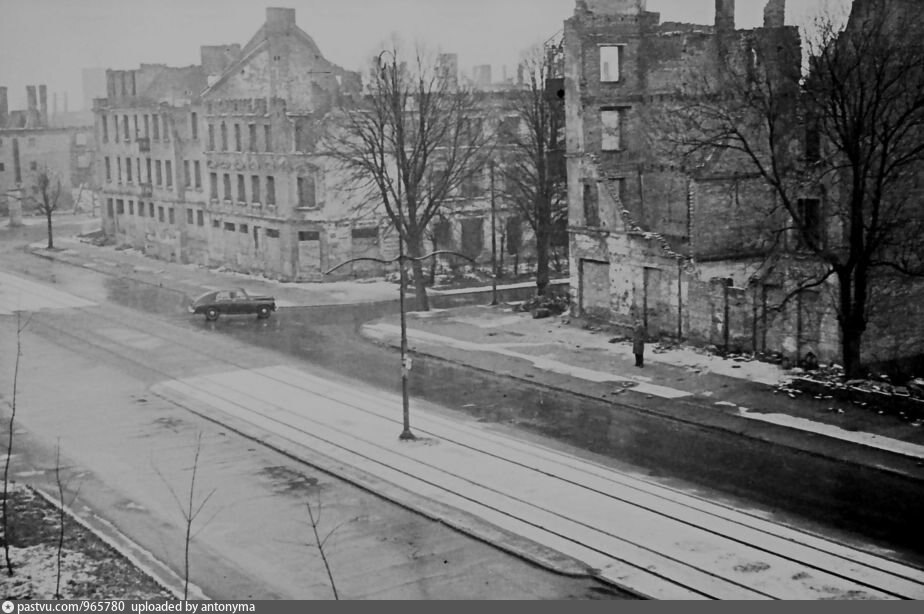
[107,197,302,247]
[110,199,175,224]
[209,172,277,206]
[98,110,283,155]
[207,121,273,153]
[0,161,40,173]
[100,111,190,144]
[104,156,202,189]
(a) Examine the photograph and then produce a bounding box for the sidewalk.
[362,304,924,464]
[26,231,399,308]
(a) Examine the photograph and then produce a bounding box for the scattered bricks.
[532,308,552,319]
[790,375,924,421]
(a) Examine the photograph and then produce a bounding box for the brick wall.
[864,275,924,364]
[693,176,778,259]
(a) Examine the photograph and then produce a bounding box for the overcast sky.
[0,0,848,110]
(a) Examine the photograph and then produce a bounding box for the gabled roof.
[202,18,326,99]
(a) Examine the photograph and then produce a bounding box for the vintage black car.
[189,288,277,321]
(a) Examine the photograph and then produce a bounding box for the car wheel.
[257,306,271,319]
[205,307,220,321]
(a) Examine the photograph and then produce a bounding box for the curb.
[26,245,193,298]
[362,324,924,479]
[24,245,354,309]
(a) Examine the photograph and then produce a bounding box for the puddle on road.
[257,465,321,496]
[104,276,189,315]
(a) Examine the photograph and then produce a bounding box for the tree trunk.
[841,325,863,380]
[837,269,867,379]
[535,196,551,296]
[46,209,54,249]
[429,234,437,286]
[407,235,430,311]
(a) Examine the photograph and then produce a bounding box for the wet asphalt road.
[4,224,924,565]
[0,228,641,599]
[96,273,924,559]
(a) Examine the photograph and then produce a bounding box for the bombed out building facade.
[95,8,369,280]
[95,7,545,282]
[1,84,96,221]
[565,0,924,367]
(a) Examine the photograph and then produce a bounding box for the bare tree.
[54,439,82,599]
[2,311,29,576]
[154,432,217,600]
[36,168,63,250]
[661,0,924,378]
[499,42,567,296]
[305,492,356,600]
[329,40,490,310]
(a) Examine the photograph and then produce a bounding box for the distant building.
[1,84,95,220]
[94,61,210,261]
[94,7,550,282]
[437,53,459,89]
[472,64,493,87]
[95,7,364,280]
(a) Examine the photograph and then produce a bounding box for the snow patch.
[2,544,96,599]
[451,315,526,329]
[738,408,924,460]
[365,322,691,399]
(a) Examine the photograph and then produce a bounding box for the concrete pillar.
[8,188,24,227]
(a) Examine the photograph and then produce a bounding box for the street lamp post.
[490,161,498,306]
[327,249,475,441]
[396,229,414,440]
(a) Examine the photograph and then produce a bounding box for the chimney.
[25,85,38,128]
[0,86,8,128]
[266,7,296,33]
[715,0,735,32]
[763,0,785,28]
[53,92,58,117]
[39,84,48,126]
[26,85,37,111]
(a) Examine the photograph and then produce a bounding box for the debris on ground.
[516,293,571,317]
[784,364,924,422]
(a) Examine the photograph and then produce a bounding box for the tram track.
[22,304,924,600]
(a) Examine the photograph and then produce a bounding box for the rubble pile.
[78,230,114,247]
[784,365,924,422]
[516,293,571,318]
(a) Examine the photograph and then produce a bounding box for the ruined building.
[563,0,832,360]
[95,7,554,282]
[1,84,95,221]
[95,7,365,279]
